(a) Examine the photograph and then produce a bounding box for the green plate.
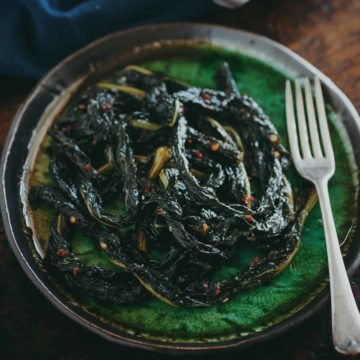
[3,24,359,353]
[30,45,356,341]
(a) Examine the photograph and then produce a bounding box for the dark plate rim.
[1,22,360,354]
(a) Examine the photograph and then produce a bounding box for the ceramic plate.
[1,23,360,354]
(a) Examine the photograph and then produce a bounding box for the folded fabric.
[1,0,221,79]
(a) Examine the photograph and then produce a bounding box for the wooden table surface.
[0,0,359,359]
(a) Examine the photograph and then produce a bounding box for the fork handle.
[316,179,360,355]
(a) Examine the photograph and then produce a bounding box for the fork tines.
[285,78,334,163]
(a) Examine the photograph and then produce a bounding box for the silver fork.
[286,78,360,355]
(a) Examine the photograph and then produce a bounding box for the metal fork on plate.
[285,78,360,355]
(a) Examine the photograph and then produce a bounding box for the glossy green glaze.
[30,45,356,342]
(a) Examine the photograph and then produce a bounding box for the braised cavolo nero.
[29,63,315,307]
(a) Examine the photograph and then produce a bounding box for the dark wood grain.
[0,0,359,359]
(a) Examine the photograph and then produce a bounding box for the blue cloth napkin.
[1,0,219,79]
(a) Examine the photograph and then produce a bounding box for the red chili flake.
[250,256,260,267]
[143,183,151,192]
[215,285,221,296]
[101,101,111,110]
[78,103,87,110]
[72,266,80,277]
[201,92,211,101]
[244,214,254,222]
[61,124,72,132]
[194,150,204,159]
[56,248,68,257]
[83,164,92,172]
[187,137,193,144]
[155,207,164,215]
[210,143,220,152]
[69,215,77,224]
[273,150,281,158]
[201,223,208,236]
[269,133,279,143]
[244,195,256,205]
